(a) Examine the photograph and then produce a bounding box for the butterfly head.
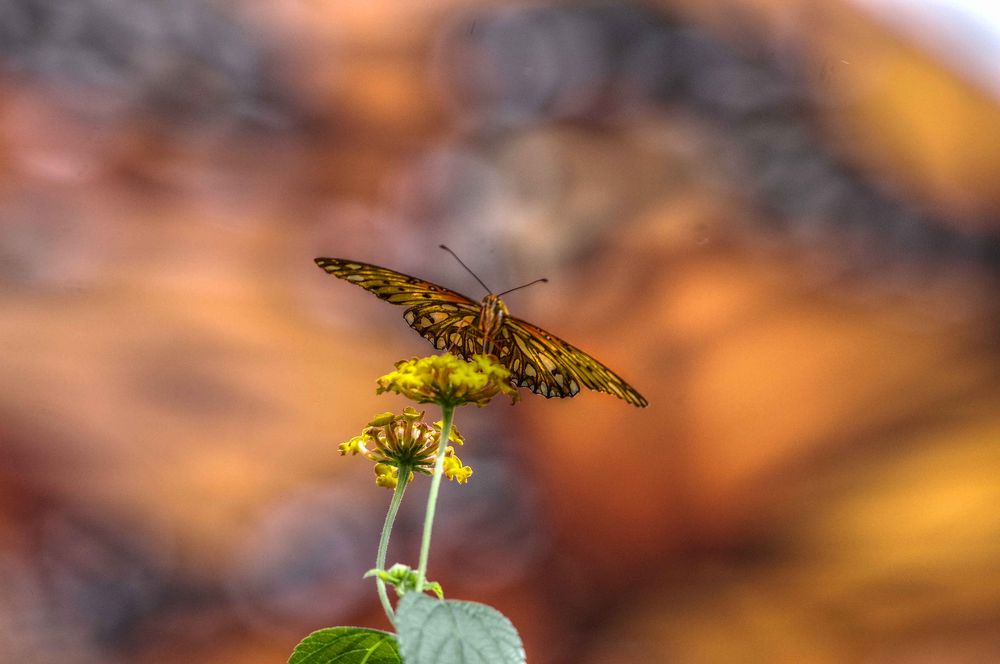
[478,293,509,341]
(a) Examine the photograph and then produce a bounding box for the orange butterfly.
[314,253,647,407]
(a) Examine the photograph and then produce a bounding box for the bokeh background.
[1,0,999,662]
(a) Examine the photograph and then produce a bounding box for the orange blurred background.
[1,1,998,662]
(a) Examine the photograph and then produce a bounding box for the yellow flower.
[376,353,519,408]
[338,435,366,456]
[374,463,399,489]
[340,409,471,488]
[442,450,473,484]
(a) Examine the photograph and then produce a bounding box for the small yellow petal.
[374,463,398,489]
[442,453,473,484]
[433,421,465,445]
[402,406,424,421]
[368,412,396,427]
[338,435,367,456]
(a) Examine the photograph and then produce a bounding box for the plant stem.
[416,404,454,592]
[376,466,409,622]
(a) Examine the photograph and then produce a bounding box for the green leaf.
[288,627,401,664]
[395,594,526,664]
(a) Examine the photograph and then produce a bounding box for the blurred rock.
[0,0,297,131]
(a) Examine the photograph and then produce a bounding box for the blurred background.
[1,0,998,662]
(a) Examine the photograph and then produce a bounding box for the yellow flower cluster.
[339,407,472,488]
[376,353,519,407]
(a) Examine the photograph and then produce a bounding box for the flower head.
[339,407,471,488]
[376,353,519,407]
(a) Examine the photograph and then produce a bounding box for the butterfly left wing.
[496,316,648,407]
[314,258,484,356]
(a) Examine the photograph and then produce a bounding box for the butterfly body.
[476,293,508,355]
[315,257,647,407]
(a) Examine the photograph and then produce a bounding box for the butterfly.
[314,255,648,407]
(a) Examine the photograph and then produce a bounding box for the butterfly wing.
[497,316,648,407]
[314,258,483,355]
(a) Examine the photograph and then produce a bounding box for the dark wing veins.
[498,316,647,407]
[403,301,484,357]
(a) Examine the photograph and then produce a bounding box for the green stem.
[416,404,454,592]
[375,466,410,622]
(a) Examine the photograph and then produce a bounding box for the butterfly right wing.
[496,315,648,407]
[314,258,484,355]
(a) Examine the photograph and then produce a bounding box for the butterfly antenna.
[439,244,492,294]
[497,277,549,297]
